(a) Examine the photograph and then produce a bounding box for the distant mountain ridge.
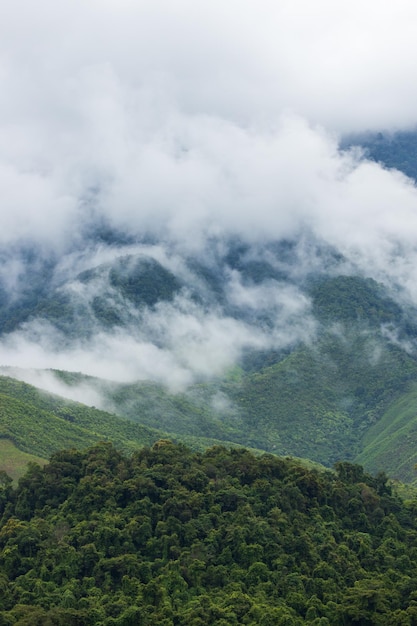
[343,129,417,180]
[3,258,417,482]
[2,131,417,481]
[3,276,417,483]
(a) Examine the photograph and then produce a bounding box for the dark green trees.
[0,442,416,624]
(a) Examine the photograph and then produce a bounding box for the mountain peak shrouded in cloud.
[2,1,417,386]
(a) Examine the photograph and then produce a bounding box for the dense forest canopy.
[1,442,417,624]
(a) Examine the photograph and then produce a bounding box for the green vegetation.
[231,335,416,462]
[356,382,417,483]
[0,375,267,479]
[0,376,163,460]
[4,273,417,484]
[309,275,403,326]
[3,245,417,621]
[0,393,100,459]
[1,442,417,624]
[0,440,45,483]
[96,323,417,477]
[108,255,181,307]
[0,252,184,338]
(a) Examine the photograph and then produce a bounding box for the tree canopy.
[1,442,417,624]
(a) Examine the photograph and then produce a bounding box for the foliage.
[309,275,404,327]
[356,382,417,483]
[0,376,163,460]
[4,272,417,482]
[94,321,417,476]
[0,442,417,624]
[0,375,264,479]
[79,274,417,478]
[108,255,181,307]
[0,252,183,338]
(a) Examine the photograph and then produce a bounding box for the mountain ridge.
[2,133,417,482]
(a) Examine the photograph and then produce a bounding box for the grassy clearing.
[0,438,46,482]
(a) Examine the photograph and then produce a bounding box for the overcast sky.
[2,1,417,386]
[2,0,417,252]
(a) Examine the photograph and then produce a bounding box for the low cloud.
[2,1,417,390]
[0,366,107,409]
[0,278,317,390]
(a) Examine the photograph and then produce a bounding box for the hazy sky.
[1,0,417,252]
[2,0,417,388]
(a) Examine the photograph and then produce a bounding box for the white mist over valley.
[1,0,417,395]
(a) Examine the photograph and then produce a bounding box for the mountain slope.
[0,375,272,480]
[355,382,417,482]
[5,317,417,481]
[0,439,46,482]
[0,376,164,459]
[3,273,417,481]
[344,130,417,181]
[2,236,417,481]
[92,303,417,474]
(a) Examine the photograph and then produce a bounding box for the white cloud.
[1,1,417,252]
[2,0,417,386]
[3,0,417,130]
[0,280,317,390]
[0,366,107,408]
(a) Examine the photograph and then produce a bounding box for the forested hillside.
[0,374,267,481]
[0,375,163,461]
[3,272,417,482]
[1,442,417,625]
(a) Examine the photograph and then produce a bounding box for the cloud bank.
[2,1,417,254]
[2,1,417,388]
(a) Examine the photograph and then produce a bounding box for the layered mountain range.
[2,131,417,483]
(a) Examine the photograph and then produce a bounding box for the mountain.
[343,129,417,181]
[3,272,417,482]
[0,374,276,482]
[3,254,417,483]
[2,132,417,482]
[4,3,417,622]
[0,375,163,468]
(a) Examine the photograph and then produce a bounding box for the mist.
[2,1,417,392]
[0,250,318,390]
